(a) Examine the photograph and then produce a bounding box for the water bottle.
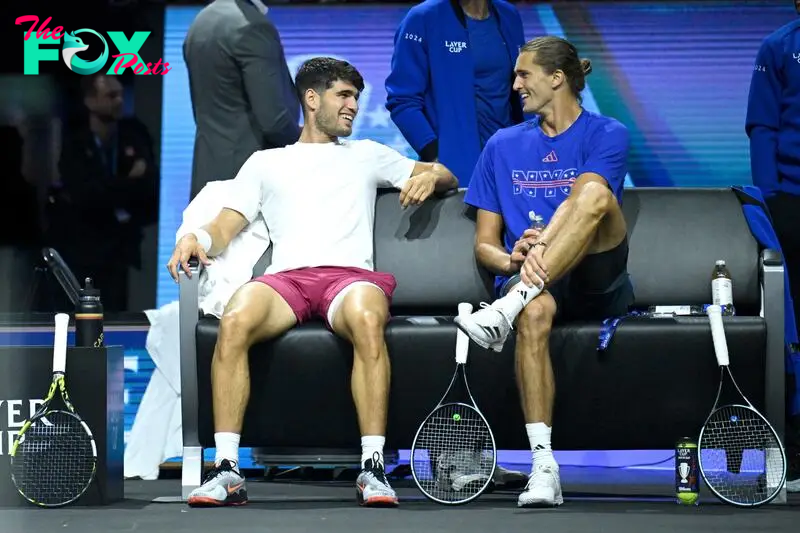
[76,277,104,348]
[528,211,546,232]
[675,437,699,505]
[711,260,735,316]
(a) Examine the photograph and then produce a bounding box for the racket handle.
[706,304,730,367]
[455,303,473,364]
[53,313,70,374]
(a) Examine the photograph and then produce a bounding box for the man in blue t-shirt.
[455,36,633,508]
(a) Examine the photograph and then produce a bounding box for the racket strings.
[11,411,96,506]
[700,405,785,506]
[411,404,495,503]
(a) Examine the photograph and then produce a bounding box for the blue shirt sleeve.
[579,121,630,197]
[745,36,782,197]
[464,139,501,214]
[385,8,438,159]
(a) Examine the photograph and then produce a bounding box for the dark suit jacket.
[51,117,159,269]
[183,0,301,199]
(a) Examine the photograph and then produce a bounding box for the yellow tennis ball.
[677,492,698,505]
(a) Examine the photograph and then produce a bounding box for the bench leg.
[181,446,204,500]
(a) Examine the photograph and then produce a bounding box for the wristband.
[191,229,212,251]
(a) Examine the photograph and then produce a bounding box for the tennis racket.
[10,313,97,507]
[698,304,787,507]
[410,302,497,505]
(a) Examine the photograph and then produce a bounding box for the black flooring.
[2,466,799,533]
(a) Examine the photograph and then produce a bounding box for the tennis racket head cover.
[10,313,98,507]
[698,305,787,507]
[410,302,497,505]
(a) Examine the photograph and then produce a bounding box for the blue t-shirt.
[464,109,630,294]
[466,13,513,149]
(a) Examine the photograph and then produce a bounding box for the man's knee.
[218,307,259,354]
[334,284,390,346]
[517,293,557,340]
[218,285,266,352]
[345,307,388,347]
[575,180,615,219]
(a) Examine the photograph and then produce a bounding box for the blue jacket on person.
[734,185,800,416]
[745,19,800,198]
[385,0,525,187]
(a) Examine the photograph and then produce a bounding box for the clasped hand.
[510,229,549,289]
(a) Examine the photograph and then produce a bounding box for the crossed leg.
[456,180,629,352]
[456,181,632,508]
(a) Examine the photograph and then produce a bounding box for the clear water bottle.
[711,260,735,316]
[529,211,546,231]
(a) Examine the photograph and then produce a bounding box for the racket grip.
[455,303,473,364]
[53,313,70,374]
[706,304,730,367]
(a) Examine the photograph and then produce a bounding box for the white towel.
[176,180,271,317]
[125,180,271,479]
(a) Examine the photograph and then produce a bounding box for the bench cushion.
[194,315,766,451]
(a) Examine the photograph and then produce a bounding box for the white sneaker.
[454,302,513,352]
[435,450,491,492]
[356,453,399,507]
[187,459,248,507]
[517,463,563,507]
[493,464,528,487]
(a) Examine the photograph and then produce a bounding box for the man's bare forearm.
[476,242,515,276]
[199,223,229,257]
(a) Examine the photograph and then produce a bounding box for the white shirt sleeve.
[364,140,417,189]
[221,151,266,223]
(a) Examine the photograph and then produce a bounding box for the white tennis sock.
[526,423,556,470]
[496,282,543,320]
[214,432,241,468]
[361,435,385,469]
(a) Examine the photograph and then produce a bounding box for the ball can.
[675,437,699,505]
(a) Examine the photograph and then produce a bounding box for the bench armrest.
[179,257,203,447]
[760,248,785,442]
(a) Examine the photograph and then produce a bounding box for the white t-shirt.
[222,139,417,274]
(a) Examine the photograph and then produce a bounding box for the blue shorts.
[500,238,635,321]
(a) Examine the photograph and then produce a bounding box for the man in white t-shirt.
[167,57,458,508]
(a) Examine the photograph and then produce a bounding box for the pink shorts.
[251,266,397,328]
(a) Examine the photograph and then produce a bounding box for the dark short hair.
[521,36,592,100]
[295,57,365,109]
